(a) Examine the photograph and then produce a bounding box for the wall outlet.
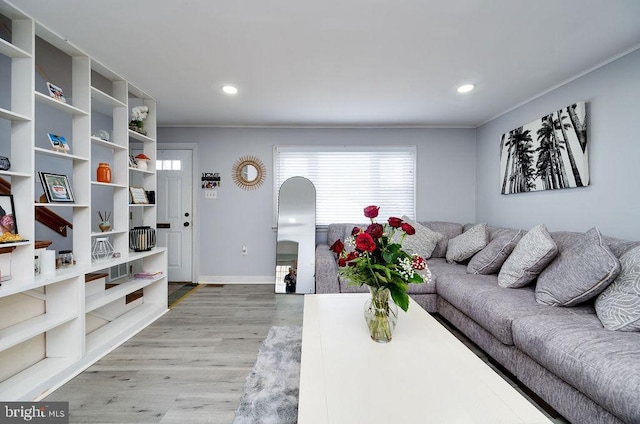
[205,190,217,199]
[242,244,248,255]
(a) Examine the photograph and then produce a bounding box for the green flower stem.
[366,287,396,342]
[370,308,391,341]
[362,252,380,286]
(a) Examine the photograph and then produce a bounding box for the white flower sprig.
[131,106,149,122]
[397,256,416,280]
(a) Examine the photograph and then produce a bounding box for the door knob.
[183,222,190,227]
[185,212,190,217]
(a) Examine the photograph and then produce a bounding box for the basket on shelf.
[130,226,156,252]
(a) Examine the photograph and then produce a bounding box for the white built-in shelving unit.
[0,1,167,401]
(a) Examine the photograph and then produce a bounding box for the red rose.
[355,232,377,252]
[363,205,380,219]
[401,222,416,235]
[330,239,344,254]
[388,217,403,228]
[365,223,383,239]
[338,257,347,267]
[346,251,359,261]
[351,226,361,236]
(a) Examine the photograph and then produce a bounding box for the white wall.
[475,49,640,240]
[158,127,476,282]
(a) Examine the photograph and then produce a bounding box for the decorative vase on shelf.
[129,119,147,135]
[363,286,398,343]
[96,162,112,183]
[135,159,149,170]
[98,221,111,232]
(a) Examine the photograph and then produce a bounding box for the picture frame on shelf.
[0,194,18,236]
[129,186,149,204]
[129,155,137,168]
[39,172,75,203]
[47,133,70,153]
[46,81,66,103]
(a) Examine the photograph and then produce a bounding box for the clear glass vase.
[363,286,398,343]
[130,120,146,135]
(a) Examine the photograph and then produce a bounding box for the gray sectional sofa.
[315,221,640,424]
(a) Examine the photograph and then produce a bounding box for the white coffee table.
[298,293,552,423]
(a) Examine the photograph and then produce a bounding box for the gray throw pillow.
[595,246,640,331]
[421,221,464,258]
[498,224,558,288]
[399,216,443,259]
[535,227,620,306]
[445,223,488,264]
[467,230,523,275]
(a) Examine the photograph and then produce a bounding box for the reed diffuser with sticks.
[98,211,112,232]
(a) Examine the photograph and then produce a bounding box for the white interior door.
[157,149,193,282]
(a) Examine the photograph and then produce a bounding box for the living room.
[5,1,638,285]
[1,1,640,423]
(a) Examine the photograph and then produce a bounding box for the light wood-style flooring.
[46,284,566,424]
[45,284,304,424]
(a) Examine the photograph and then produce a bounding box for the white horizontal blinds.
[275,146,416,225]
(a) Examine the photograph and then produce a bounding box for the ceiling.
[8,0,640,128]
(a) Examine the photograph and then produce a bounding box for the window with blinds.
[274,146,417,225]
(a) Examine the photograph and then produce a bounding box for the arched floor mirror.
[275,177,316,294]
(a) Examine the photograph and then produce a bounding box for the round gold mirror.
[232,156,266,190]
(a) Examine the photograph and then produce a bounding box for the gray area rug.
[233,325,303,424]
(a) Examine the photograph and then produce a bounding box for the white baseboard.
[198,275,274,285]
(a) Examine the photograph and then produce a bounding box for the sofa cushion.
[487,225,522,239]
[434,263,591,345]
[467,230,523,275]
[498,224,558,288]
[512,312,640,424]
[327,223,347,249]
[595,246,640,331]
[315,245,341,294]
[426,257,468,278]
[436,273,530,345]
[397,216,442,259]
[419,221,463,258]
[536,228,620,306]
[602,235,640,259]
[446,223,488,264]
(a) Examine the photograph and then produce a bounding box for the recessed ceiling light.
[457,84,475,93]
[222,85,238,95]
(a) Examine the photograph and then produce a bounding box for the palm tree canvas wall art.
[500,102,588,195]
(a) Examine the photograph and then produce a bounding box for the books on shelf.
[133,271,163,279]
